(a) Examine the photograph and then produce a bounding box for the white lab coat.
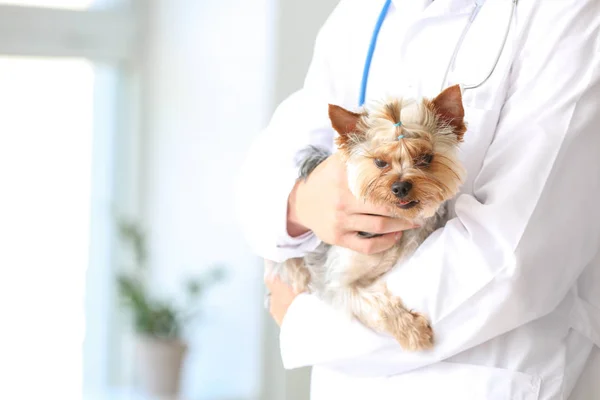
[237,0,600,399]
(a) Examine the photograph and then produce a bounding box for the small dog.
[266,85,467,350]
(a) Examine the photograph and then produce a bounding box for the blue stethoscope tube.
[358,0,518,107]
[358,0,392,107]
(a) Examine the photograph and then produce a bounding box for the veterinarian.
[237,0,600,399]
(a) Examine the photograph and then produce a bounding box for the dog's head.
[329,85,467,220]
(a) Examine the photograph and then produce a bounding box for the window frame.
[0,3,138,60]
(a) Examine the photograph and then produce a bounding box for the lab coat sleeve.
[235,3,349,263]
[279,1,600,375]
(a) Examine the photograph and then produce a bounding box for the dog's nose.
[391,181,412,198]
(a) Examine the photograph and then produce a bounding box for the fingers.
[341,231,402,255]
[347,199,398,217]
[346,214,418,235]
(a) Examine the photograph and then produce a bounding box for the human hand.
[264,261,300,326]
[287,152,417,254]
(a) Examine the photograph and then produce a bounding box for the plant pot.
[134,335,188,398]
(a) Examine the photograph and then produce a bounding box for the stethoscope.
[358,0,518,106]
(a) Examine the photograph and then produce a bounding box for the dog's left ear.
[329,104,364,149]
[430,85,466,141]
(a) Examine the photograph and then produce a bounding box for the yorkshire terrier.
[266,85,467,350]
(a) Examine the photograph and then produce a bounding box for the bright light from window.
[0,0,94,9]
[0,56,94,399]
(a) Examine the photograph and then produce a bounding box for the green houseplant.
[115,218,224,396]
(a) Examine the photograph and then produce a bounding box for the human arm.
[234,29,336,262]
[277,0,600,375]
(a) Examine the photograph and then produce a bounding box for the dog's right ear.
[329,104,363,149]
[430,85,466,141]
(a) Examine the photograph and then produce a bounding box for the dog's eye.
[415,154,433,167]
[374,159,388,168]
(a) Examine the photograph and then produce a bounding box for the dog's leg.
[264,258,311,308]
[262,145,328,308]
[281,257,312,293]
[349,284,434,351]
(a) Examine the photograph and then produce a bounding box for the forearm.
[287,180,311,238]
[235,108,327,262]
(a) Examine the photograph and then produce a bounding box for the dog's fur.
[266,85,467,350]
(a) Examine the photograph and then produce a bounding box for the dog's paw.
[404,311,434,351]
[389,311,434,351]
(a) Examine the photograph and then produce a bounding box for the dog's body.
[266,85,467,350]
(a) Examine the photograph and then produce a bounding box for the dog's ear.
[430,85,466,141]
[329,104,364,149]
[329,104,361,135]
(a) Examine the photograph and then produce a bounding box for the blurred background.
[0,0,338,399]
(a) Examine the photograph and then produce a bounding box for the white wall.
[272,0,339,105]
[140,1,275,399]
[140,0,338,399]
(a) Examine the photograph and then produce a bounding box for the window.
[0,55,94,399]
[0,1,139,399]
